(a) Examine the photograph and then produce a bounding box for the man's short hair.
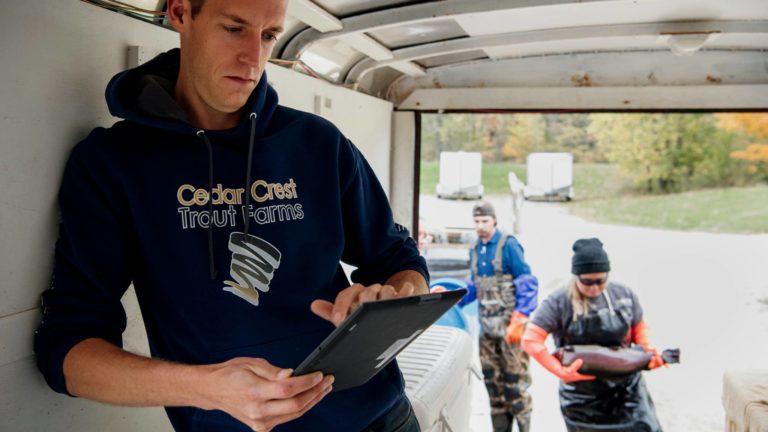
[189,0,205,18]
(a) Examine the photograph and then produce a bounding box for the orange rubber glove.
[505,311,529,344]
[521,324,596,383]
[631,320,665,370]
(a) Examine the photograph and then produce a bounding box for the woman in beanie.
[521,238,665,431]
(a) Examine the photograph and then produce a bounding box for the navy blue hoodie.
[34,49,428,431]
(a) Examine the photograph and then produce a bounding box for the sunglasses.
[578,276,607,286]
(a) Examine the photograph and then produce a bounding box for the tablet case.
[294,289,467,392]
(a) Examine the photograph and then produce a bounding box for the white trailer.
[524,152,574,201]
[436,151,483,200]
[4,1,766,431]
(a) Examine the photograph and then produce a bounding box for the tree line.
[421,112,768,193]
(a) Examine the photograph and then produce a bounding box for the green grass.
[420,161,768,233]
[568,185,768,233]
[571,164,628,201]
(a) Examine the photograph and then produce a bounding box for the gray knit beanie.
[571,238,611,274]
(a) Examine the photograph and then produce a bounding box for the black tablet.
[294,289,467,392]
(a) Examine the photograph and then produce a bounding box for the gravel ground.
[419,194,768,432]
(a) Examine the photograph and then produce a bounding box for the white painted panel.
[0,288,148,368]
[390,112,417,231]
[0,0,179,318]
[0,357,172,432]
[0,310,38,368]
[455,0,768,36]
[0,1,170,431]
[266,63,394,196]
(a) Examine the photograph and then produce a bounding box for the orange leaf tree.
[718,113,768,182]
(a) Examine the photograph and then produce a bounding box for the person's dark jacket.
[34,49,428,432]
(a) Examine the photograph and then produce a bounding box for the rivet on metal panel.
[571,73,594,87]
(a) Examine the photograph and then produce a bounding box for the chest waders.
[559,289,662,432]
[472,233,532,432]
[472,233,516,339]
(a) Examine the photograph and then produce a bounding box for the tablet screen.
[294,289,466,391]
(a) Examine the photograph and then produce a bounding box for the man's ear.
[166,0,188,32]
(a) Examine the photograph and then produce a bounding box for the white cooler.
[398,325,474,432]
[723,370,768,432]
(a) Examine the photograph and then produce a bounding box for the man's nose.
[237,36,262,67]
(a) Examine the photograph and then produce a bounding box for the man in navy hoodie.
[33,0,428,431]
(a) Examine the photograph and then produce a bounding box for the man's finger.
[397,282,415,297]
[331,284,364,325]
[379,285,397,300]
[239,358,293,381]
[249,372,326,400]
[258,377,334,429]
[310,300,334,323]
[258,375,334,419]
[357,284,382,304]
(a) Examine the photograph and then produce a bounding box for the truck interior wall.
[391,112,418,232]
[0,1,395,430]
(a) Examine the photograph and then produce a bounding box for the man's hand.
[62,339,333,432]
[310,282,416,327]
[198,357,334,432]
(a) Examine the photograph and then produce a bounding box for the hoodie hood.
[105,49,282,279]
[105,48,278,138]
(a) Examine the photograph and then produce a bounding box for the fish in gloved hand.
[553,345,681,378]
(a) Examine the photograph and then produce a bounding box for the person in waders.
[468,201,539,432]
[522,238,666,432]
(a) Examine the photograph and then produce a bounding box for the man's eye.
[224,26,242,34]
[263,33,278,42]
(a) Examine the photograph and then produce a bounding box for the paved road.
[420,194,768,432]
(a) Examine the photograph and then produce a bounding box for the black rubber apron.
[559,290,662,432]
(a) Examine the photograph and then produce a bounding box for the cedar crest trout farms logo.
[175,179,300,305]
[175,179,304,229]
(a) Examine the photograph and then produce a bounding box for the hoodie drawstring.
[196,130,218,280]
[245,113,257,235]
[195,113,258,281]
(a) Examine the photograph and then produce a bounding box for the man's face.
[473,216,496,243]
[170,0,287,123]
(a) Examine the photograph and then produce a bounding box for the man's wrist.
[183,363,217,410]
